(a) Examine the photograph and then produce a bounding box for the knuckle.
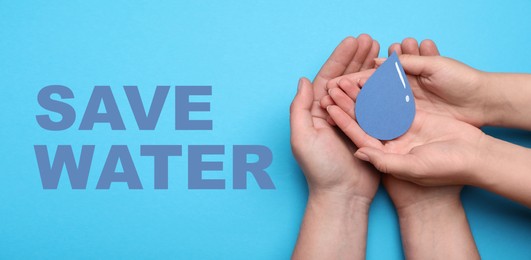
[289,101,297,114]
[373,159,389,174]
[326,79,338,91]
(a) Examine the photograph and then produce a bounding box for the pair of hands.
[291,35,487,259]
[291,35,473,214]
[291,34,531,259]
[323,48,491,189]
[320,39,531,209]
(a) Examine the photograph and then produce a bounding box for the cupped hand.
[290,35,381,203]
[323,39,482,209]
[325,39,491,127]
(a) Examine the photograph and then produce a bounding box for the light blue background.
[1,0,530,259]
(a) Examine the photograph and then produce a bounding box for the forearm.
[482,72,531,130]
[397,198,479,260]
[475,134,531,207]
[292,192,370,260]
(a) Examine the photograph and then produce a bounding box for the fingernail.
[355,151,369,161]
[326,105,331,111]
[327,88,332,95]
[297,78,303,93]
[374,58,386,64]
[336,78,343,87]
[358,79,365,87]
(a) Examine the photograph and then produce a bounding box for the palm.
[380,43,480,207]
[376,110,470,205]
[381,107,484,182]
[325,39,473,209]
[290,35,382,201]
[305,104,380,198]
[380,109,480,154]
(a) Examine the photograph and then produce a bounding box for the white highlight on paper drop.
[395,62,406,88]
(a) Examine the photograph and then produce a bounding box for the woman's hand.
[322,39,480,259]
[291,35,381,260]
[290,35,381,205]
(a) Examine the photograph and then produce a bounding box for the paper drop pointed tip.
[355,52,416,140]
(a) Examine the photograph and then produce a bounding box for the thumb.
[290,77,314,140]
[396,54,441,77]
[354,147,421,177]
[374,58,386,69]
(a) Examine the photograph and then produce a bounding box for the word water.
[355,52,416,140]
[34,145,275,190]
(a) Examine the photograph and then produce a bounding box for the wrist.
[475,133,531,201]
[294,187,371,260]
[479,72,513,127]
[308,189,371,216]
[395,194,461,220]
[397,197,480,259]
[474,134,501,189]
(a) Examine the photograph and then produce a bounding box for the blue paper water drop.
[355,52,415,140]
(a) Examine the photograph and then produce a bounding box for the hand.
[291,35,381,260]
[330,89,531,207]
[324,39,487,187]
[323,38,480,259]
[290,35,380,204]
[385,54,488,127]
[325,40,494,127]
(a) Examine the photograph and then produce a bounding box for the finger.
[310,101,330,125]
[355,147,421,178]
[328,87,355,118]
[344,34,373,74]
[374,58,386,68]
[290,78,314,138]
[398,54,439,76]
[419,39,440,56]
[336,78,360,101]
[319,95,335,110]
[360,40,380,70]
[325,77,340,92]
[326,105,383,149]
[313,37,359,101]
[335,69,375,86]
[326,115,336,126]
[359,78,368,87]
[388,43,402,56]
[401,38,420,55]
